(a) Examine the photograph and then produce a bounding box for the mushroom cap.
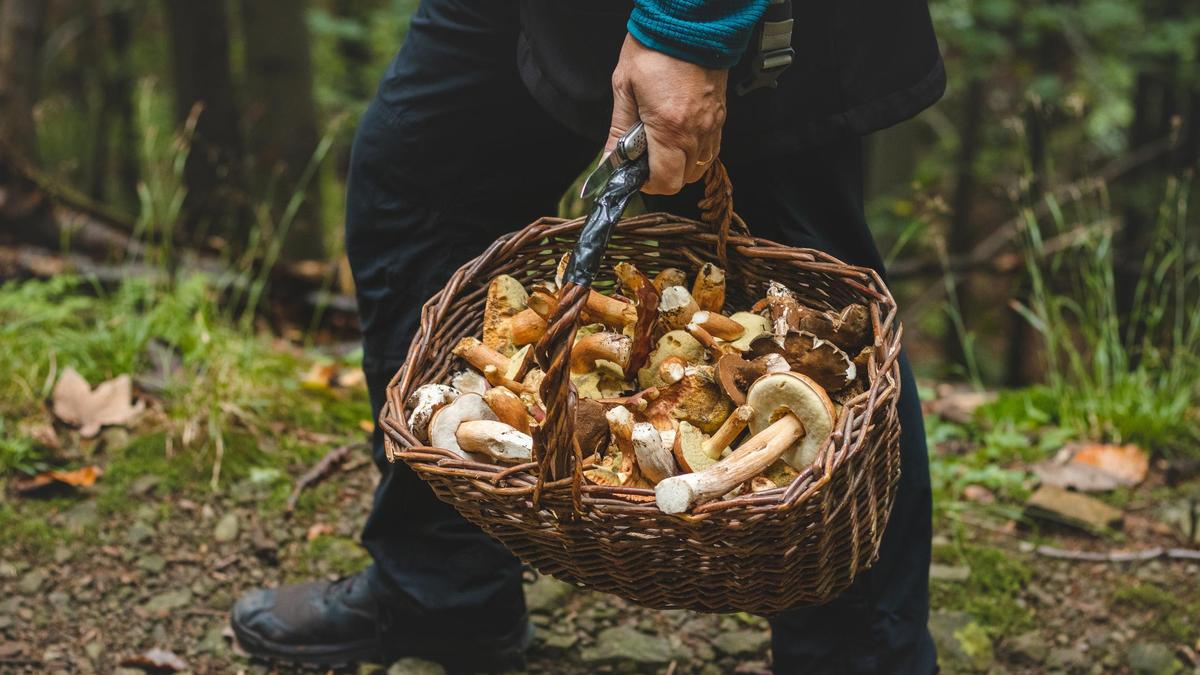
[450,369,488,395]
[673,421,716,473]
[482,275,529,355]
[716,352,789,405]
[428,393,499,459]
[745,372,836,469]
[747,331,856,392]
[405,383,460,443]
[727,312,771,351]
[645,365,733,434]
[637,330,707,389]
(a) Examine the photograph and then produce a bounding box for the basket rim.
[381,209,904,520]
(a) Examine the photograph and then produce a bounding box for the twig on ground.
[285,442,368,513]
[1031,544,1200,563]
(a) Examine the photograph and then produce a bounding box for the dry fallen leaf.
[300,362,338,391]
[1070,443,1148,486]
[51,368,144,438]
[306,522,334,541]
[120,647,188,672]
[12,465,103,495]
[1033,442,1149,492]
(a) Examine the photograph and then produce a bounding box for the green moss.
[294,535,370,580]
[0,502,74,560]
[1113,582,1200,643]
[931,544,1034,638]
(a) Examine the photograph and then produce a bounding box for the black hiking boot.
[230,570,533,670]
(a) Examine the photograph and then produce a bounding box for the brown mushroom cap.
[716,352,789,405]
[645,365,733,434]
[746,331,857,392]
[574,398,611,458]
[482,275,529,355]
[652,268,688,292]
[727,312,771,351]
[745,372,836,469]
[637,330,707,389]
[796,303,872,351]
[570,332,632,374]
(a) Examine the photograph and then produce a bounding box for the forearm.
[627,0,770,69]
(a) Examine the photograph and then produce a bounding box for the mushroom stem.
[691,263,726,313]
[482,365,531,394]
[510,309,548,346]
[657,356,688,385]
[570,332,632,374]
[585,291,637,328]
[455,420,533,463]
[632,422,678,484]
[653,268,688,292]
[659,286,701,331]
[526,289,559,320]
[453,337,509,374]
[482,387,532,434]
[655,414,805,514]
[691,310,745,341]
[685,322,728,361]
[702,404,753,459]
[605,406,637,476]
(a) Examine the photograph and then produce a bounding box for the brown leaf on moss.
[51,367,144,438]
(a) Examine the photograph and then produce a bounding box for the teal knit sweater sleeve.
[627,0,771,69]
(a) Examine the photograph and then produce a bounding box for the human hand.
[606,33,728,195]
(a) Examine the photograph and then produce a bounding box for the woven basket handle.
[532,161,740,504]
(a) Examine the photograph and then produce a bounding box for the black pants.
[345,2,935,672]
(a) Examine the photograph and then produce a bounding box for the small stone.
[0,561,16,578]
[542,632,578,650]
[53,545,72,564]
[524,576,574,614]
[1024,485,1123,534]
[1008,631,1048,664]
[198,624,226,655]
[62,500,99,534]
[129,475,161,496]
[929,563,971,582]
[580,626,683,665]
[386,657,447,675]
[17,569,46,594]
[928,611,994,673]
[143,589,192,615]
[1047,646,1088,672]
[1127,642,1182,675]
[712,629,770,657]
[126,521,154,545]
[214,513,240,543]
[85,641,103,660]
[47,592,69,609]
[137,555,166,574]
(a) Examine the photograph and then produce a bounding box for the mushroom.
[526,286,559,320]
[658,286,700,331]
[797,304,872,352]
[632,422,678,484]
[405,383,460,443]
[703,404,754,459]
[728,312,771,351]
[715,352,790,405]
[453,337,510,375]
[644,365,733,434]
[749,476,776,493]
[747,331,856,392]
[654,411,806,514]
[744,371,836,469]
[428,393,499,459]
[690,263,726,313]
[637,330,707,389]
[685,321,735,361]
[450,369,488,395]
[605,405,639,478]
[762,458,800,488]
[482,274,529,355]
[510,309,548,346]
[759,281,803,336]
[657,356,688,385]
[570,332,632,374]
[574,398,611,459]
[482,386,531,434]
[652,268,688,292]
[690,310,745,342]
[483,364,531,394]
[455,420,532,463]
[673,421,715,473]
[584,290,638,329]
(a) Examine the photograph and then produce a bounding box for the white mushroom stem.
[702,404,753,459]
[690,310,745,341]
[691,263,726,313]
[632,422,678,484]
[605,405,637,475]
[456,420,533,463]
[659,286,701,331]
[657,356,687,385]
[483,365,531,394]
[453,337,509,374]
[655,414,804,514]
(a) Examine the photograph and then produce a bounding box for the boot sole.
[231,615,534,671]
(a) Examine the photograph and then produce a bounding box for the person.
[231,1,944,672]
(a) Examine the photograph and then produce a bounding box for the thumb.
[605,81,639,154]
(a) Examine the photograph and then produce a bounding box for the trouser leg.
[648,137,935,674]
[344,0,595,619]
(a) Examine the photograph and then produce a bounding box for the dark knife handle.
[563,154,651,287]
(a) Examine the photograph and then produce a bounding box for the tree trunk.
[0,0,47,165]
[943,76,985,372]
[240,0,325,261]
[162,0,244,245]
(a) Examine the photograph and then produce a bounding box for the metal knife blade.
[579,121,647,200]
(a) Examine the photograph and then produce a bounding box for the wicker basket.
[381,164,903,614]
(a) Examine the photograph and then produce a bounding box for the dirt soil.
[1,445,1198,675]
